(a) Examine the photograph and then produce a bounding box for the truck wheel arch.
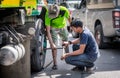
[94,23,106,49]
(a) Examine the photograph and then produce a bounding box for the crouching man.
[61,20,100,74]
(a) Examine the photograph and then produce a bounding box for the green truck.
[0,0,46,78]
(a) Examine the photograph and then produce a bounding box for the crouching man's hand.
[61,53,68,60]
[62,41,69,47]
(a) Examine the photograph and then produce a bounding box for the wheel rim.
[37,19,46,68]
[39,33,46,68]
[95,30,101,45]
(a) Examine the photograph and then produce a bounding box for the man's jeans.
[65,44,95,68]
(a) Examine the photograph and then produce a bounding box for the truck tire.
[31,19,47,72]
[95,25,106,49]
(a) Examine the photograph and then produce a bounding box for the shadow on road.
[32,69,92,78]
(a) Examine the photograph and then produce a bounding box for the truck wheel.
[95,25,105,49]
[31,19,47,72]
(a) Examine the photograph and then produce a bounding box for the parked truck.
[0,0,47,78]
[72,0,120,48]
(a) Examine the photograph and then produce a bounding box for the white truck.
[72,0,120,48]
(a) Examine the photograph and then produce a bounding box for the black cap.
[71,20,83,28]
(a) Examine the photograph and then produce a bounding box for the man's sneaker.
[71,66,84,71]
[82,66,97,74]
[52,65,58,70]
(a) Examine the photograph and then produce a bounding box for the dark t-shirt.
[79,27,100,60]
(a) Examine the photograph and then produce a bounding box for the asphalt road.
[32,34,120,78]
